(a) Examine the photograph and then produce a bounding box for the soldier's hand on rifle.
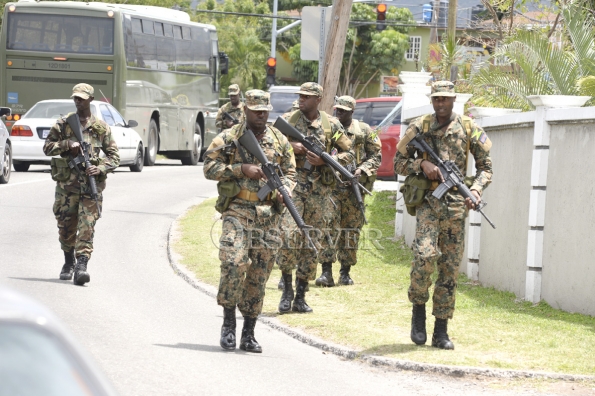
[465,190,481,210]
[225,119,234,128]
[354,168,362,179]
[276,189,291,206]
[86,165,100,176]
[306,151,325,166]
[421,159,444,182]
[68,140,80,156]
[290,141,307,155]
[241,164,266,180]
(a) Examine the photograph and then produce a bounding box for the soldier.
[276,82,353,314]
[204,89,296,353]
[43,83,120,286]
[315,96,381,287]
[394,81,493,349]
[215,84,245,131]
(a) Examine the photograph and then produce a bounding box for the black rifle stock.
[409,133,496,229]
[66,113,102,218]
[237,130,317,253]
[273,117,370,223]
[223,112,239,126]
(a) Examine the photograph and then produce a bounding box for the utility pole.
[319,0,353,113]
[447,0,457,40]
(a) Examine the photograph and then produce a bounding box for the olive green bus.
[0,1,227,165]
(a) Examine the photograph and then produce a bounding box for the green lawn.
[174,192,595,377]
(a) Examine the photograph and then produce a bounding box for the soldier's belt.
[235,189,272,202]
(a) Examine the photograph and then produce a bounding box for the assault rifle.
[223,112,239,126]
[408,133,496,229]
[66,113,102,218]
[237,129,317,253]
[273,117,370,223]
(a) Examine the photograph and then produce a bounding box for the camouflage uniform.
[276,84,354,283]
[318,96,382,270]
[204,92,296,319]
[394,83,493,320]
[44,109,119,260]
[215,84,245,130]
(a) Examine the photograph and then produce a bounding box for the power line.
[194,9,300,20]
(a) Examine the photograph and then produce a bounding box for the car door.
[98,103,131,163]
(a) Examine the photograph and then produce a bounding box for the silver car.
[0,107,12,184]
[11,100,144,172]
[0,285,119,395]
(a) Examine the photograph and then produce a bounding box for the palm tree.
[471,3,595,110]
[222,30,268,92]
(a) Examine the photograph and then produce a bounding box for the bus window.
[173,26,182,40]
[175,27,193,73]
[131,18,142,34]
[182,26,191,40]
[155,23,164,37]
[156,34,175,71]
[131,22,156,69]
[163,24,173,38]
[141,19,154,35]
[6,13,114,55]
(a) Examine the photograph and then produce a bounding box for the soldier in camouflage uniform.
[315,96,381,287]
[394,81,493,350]
[43,83,120,286]
[204,89,296,353]
[215,84,245,131]
[276,83,353,314]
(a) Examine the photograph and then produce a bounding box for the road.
[0,162,576,396]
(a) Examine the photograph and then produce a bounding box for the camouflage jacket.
[215,101,245,130]
[43,113,120,193]
[204,122,296,217]
[345,119,382,177]
[394,113,493,195]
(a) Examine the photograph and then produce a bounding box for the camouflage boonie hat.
[334,95,356,111]
[296,82,323,97]
[292,100,299,109]
[430,81,456,97]
[228,84,240,95]
[71,83,94,100]
[245,89,273,111]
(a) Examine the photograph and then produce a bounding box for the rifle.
[408,133,496,229]
[223,112,239,126]
[66,113,102,218]
[237,129,317,253]
[273,117,370,224]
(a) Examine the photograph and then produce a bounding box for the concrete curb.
[166,206,594,383]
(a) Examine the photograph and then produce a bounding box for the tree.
[470,2,595,110]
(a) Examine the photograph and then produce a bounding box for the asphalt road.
[0,161,576,396]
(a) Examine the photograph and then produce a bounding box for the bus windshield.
[6,13,114,55]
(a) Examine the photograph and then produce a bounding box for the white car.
[0,107,12,184]
[11,99,144,172]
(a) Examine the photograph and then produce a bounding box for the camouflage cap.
[245,89,273,111]
[333,95,356,111]
[296,82,323,97]
[71,83,94,100]
[228,84,240,95]
[430,81,456,97]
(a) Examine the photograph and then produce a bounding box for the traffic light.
[266,57,276,86]
[376,4,387,31]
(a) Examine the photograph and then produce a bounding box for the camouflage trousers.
[317,186,366,266]
[217,206,281,318]
[276,176,334,281]
[52,185,103,259]
[409,193,467,320]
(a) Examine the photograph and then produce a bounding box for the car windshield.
[353,107,367,122]
[24,103,98,119]
[369,103,401,127]
[270,92,298,113]
[0,323,95,396]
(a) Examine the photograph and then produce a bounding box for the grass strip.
[174,193,595,376]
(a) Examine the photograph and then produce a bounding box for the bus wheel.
[181,123,202,166]
[145,120,158,166]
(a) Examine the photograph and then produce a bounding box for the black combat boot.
[278,276,285,290]
[338,264,354,286]
[292,278,313,313]
[73,256,90,286]
[432,318,454,350]
[59,248,75,280]
[278,272,294,314]
[239,317,262,353]
[410,304,427,345]
[220,307,237,350]
[315,262,335,287]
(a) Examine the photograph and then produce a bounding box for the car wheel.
[144,119,158,166]
[181,123,202,166]
[129,143,144,172]
[13,161,30,172]
[0,143,12,184]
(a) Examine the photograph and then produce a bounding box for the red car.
[353,97,402,179]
